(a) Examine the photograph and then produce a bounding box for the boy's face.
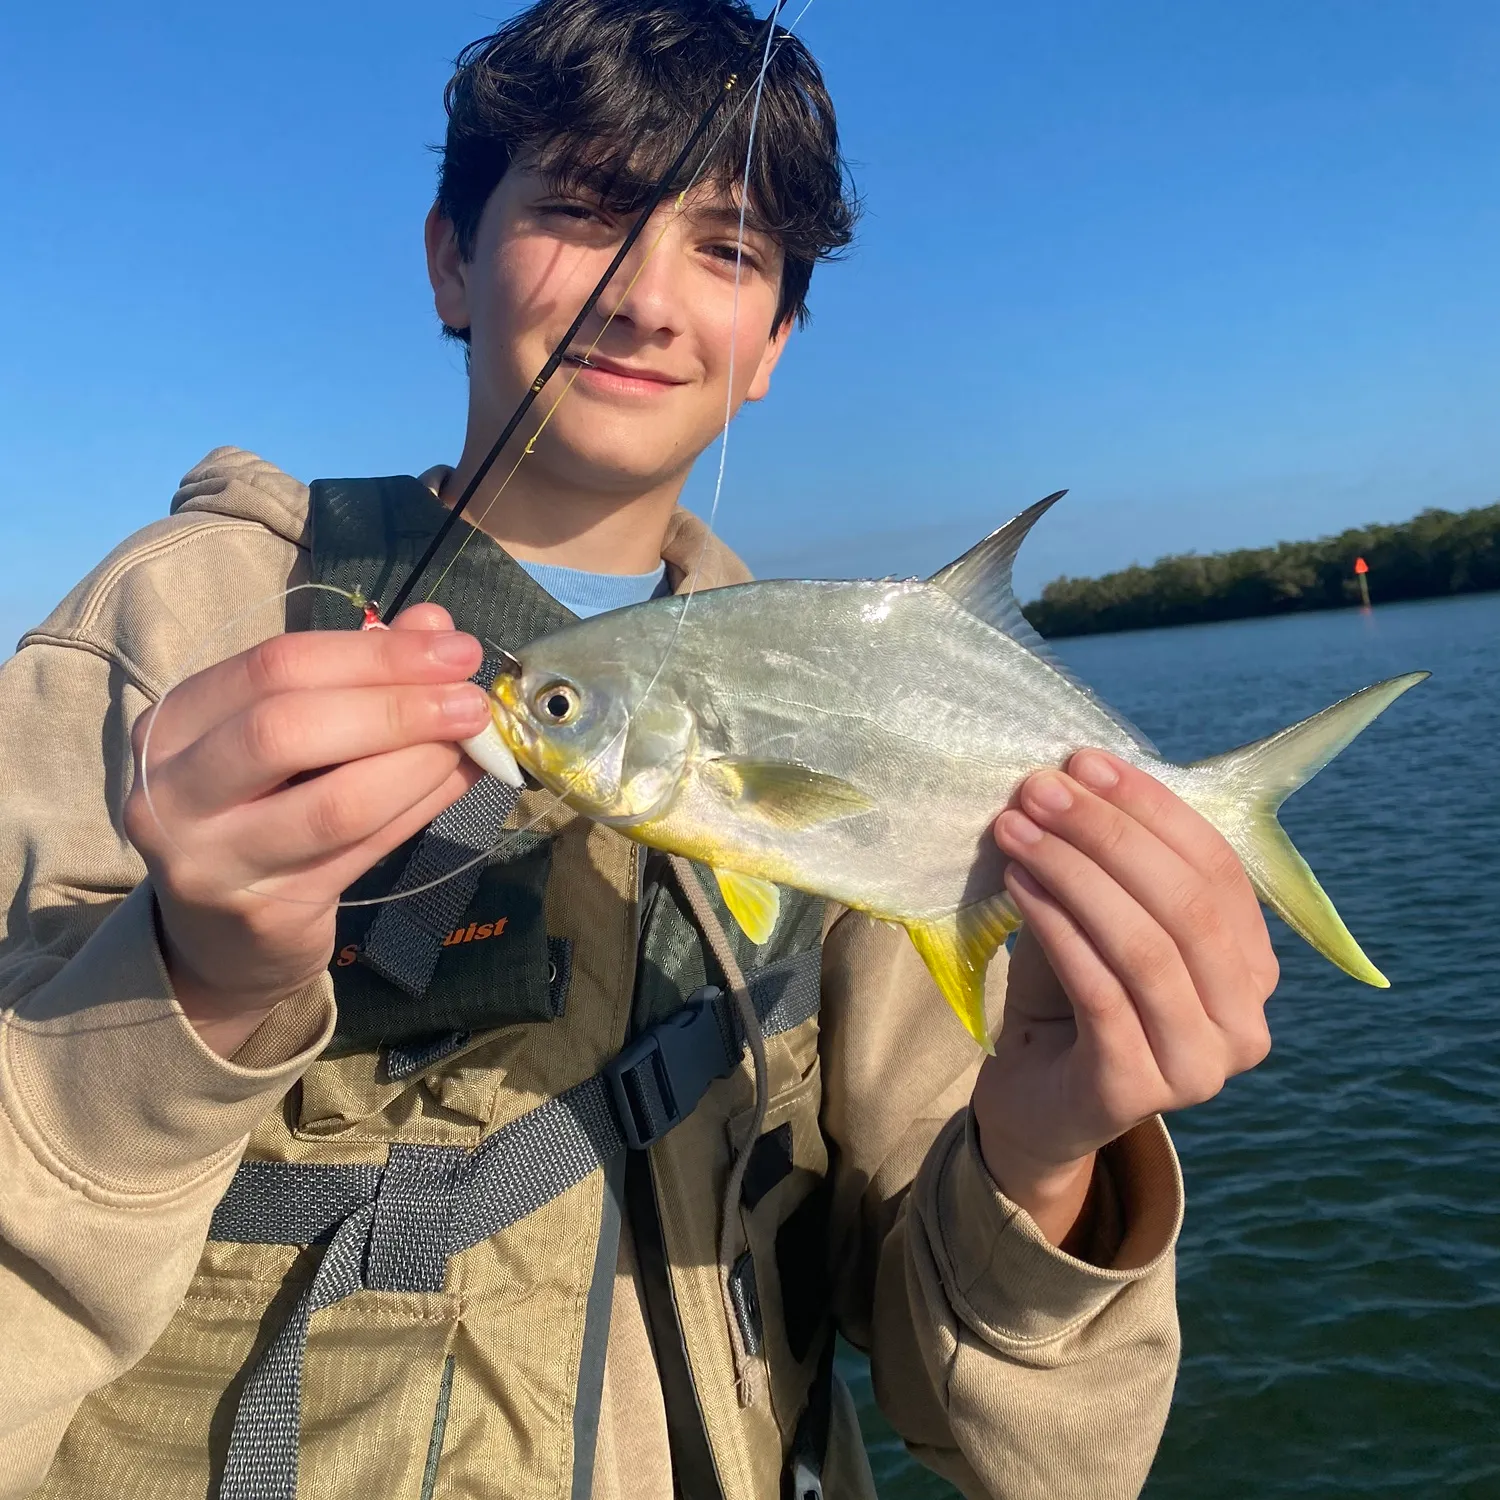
[427,160,791,498]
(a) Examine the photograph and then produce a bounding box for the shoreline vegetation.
[1024,502,1500,638]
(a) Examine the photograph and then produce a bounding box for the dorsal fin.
[928,490,1067,642]
[928,490,1159,756]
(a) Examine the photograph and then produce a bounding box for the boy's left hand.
[971,749,1279,1247]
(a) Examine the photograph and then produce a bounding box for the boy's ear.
[745,314,795,403]
[425,203,471,333]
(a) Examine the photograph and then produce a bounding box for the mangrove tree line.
[1024,502,1500,638]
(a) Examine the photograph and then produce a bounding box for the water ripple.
[842,594,1500,1498]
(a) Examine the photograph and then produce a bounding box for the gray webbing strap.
[208,1160,380,1246]
[449,1076,625,1252]
[752,949,822,1040]
[209,949,821,1498]
[360,658,518,999]
[217,1203,376,1500]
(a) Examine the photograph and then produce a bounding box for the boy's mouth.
[563,351,686,390]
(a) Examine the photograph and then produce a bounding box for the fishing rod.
[380,0,790,622]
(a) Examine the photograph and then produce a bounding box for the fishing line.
[332,0,809,907]
[135,581,541,911]
[390,2,822,907]
[136,2,814,911]
[341,1,810,905]
[381,0,792,623]
[638,0,782,709]
[420,5,809,601]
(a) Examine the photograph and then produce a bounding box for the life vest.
[39,477,841,1500]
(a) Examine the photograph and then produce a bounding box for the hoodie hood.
[170,446,314,545]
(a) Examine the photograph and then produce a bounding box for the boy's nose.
[593,223,688,339]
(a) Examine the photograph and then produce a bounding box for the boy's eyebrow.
[535,154,779,247]
[683,202,777,243]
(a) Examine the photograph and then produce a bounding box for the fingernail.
[999,810,1044,846]
[441,684,486,722]
[1026,773,1072,814]
[1005,863,1042,897]
[431,633,477,667]
[1072,751,1118,791]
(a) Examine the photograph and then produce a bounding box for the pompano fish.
[471,493,1427,1047]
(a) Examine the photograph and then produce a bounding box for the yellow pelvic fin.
[903,894,1021,1052]
[713,867,781,946]
[698,757,874,830]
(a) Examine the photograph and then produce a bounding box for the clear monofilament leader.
[135,3,814,913]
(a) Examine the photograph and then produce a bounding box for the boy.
[0,2,1276,1496]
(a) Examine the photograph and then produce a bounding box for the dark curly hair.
[437,0,858,334]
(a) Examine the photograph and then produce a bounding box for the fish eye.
[535,682,581,724]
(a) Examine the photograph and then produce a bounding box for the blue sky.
[2,1,1497,650]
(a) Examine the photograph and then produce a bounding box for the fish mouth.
[484,677,687,826]
[485,677,540,774]
[482,678,624,814]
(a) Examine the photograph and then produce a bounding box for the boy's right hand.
[123,605,489,1057]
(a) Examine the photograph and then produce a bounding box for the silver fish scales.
[477,494,1426,1046]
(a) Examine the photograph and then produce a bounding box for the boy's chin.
[540,440,694,499]
[543,422,705,498]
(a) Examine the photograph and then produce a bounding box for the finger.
[1002,864,1165,1097]
[389,603,456,633]
[217,741,479,872]
[1069,750,1275,975]
[163,681,489,815]
[1015,769,1275,1037]
[995,806,1225,1098]
[313,760,484,895]
[139,625,483,761]
[184,757,482,905]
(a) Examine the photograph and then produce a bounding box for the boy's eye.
[706,242,762,270]
[538,202,609,226]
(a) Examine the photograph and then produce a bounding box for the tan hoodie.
[0,448,1184,1498]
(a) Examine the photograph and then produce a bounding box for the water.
[839,592,1500,1498]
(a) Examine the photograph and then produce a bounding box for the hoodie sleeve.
[819,910,1183,1500]
[0,635,334,1497]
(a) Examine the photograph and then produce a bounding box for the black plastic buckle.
[605,986,736,1151]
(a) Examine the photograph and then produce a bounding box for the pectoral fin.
[713,867,781,945]
[698,757,874,830]
[903,894,1021,1052]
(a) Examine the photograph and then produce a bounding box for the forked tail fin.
[1187,672,1428,987]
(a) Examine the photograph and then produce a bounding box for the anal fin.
[713,867,781,946]
[904,893,1021,1052]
